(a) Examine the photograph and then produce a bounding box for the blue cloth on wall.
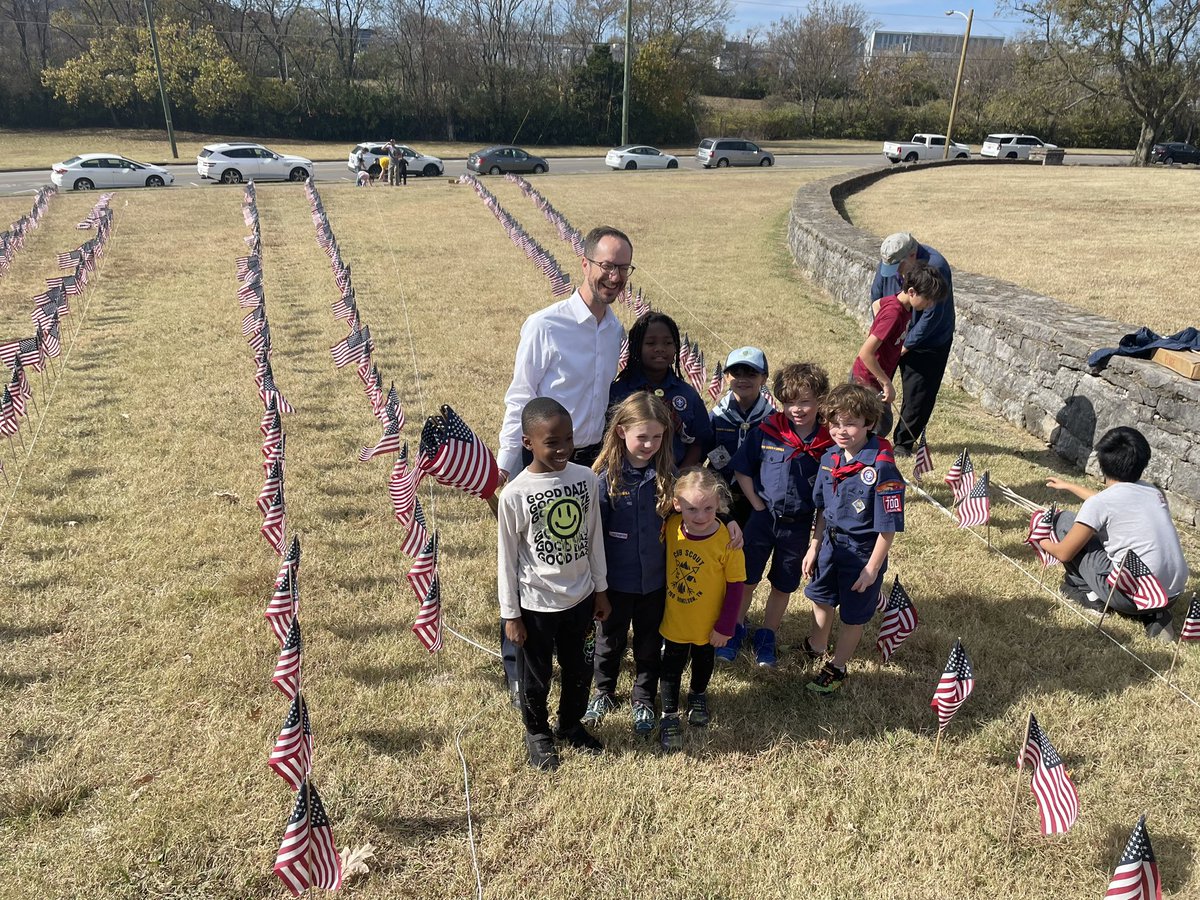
[1087,327,1200,368]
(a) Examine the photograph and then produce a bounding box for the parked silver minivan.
[696,138,775,168]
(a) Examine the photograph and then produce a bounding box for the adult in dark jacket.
[870,232,955,456]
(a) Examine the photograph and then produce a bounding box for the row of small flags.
[233,181,343,895]
[303,177,502,655]
[0,194,113,474]
[0,186,54,276]
[472,174,735,406]
[458,174,573,297]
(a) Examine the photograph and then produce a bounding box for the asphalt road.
[0,152,1129,196]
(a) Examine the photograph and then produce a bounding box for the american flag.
[263,433,287,476]
[259,362,295,414]
[1180,594,1200,642]
[266,562,297,645]
[260,397,279,436]
[258,458,284,515]
[944,449,976,504]
[912,430,934,481]
[37,324,58,362]
[400,499,429,558]
[412,575,443,652]
[261,488,287,555]
[269,693,313,791]
[331,289,357,322]
[377,383,403,427]
[1105,816,1161,900]
[248,321,272,356]
[56,249,82,269]
[334,261,352,294]
[0,335,40,370]
[236,255,260,279]
[9,356,31,405]
[407,531,439,600]
[707,363,723,403]
[931,639,974,734]
[6,367,26,418]
[0,388,18,436]
[417,404,500,500]
[329,326,372,369]
[1018,713,1079,835]
[956,471,990,528]
[359,415,402,462]
[389,444,423,526]
[1106,549,1169,611]
[361,363,384,413]
[1024,505,1059,567]
[262,410,282,458]
[876,578,919,662]
[241,304,266,337]
[273,781,342,895]
[273,616,302,699]
[617,335,629,373]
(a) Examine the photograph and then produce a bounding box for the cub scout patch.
[672,395,688,411]
[852,498,866,514]
[859,466,877,485]
[876,480,904,494]
[882,493,903,514]
[708,446,732,469]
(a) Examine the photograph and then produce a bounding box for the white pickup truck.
[882,133,971,163]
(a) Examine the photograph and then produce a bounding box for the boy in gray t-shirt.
[1040,426,1189,642]
[497,398,610,770]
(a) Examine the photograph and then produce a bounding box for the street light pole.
[144,0,178,158]
[943,8,973,160]
[621,0,632,145]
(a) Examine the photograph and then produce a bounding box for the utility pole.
[943,8,973,160]
[621,0,632,145]
[144,0,178,158]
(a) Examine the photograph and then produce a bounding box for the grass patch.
[1,170,1198,898]
[842,165,1200,334]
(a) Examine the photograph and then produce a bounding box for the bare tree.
[1008,0,1200,164]
[632,0,732,53]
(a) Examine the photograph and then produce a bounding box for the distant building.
[863,29,1003,63]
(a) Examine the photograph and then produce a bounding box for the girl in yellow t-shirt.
[659,468,746,752]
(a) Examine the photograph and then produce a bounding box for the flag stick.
[1097,550,1129,631]
[1006,711,1034,849]
[486,492,499,519]
[933,728,943,759]
[1166,638,1183,687]
[1037,560,1047,587]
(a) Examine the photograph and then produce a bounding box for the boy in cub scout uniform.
[802,383,906,695]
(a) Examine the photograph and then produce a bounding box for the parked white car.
[605,145,679,170]
[197,143,313,184]
[51,154,174,191]
[346,142,444,177]
[882,134,970,163]
[980,133,1058,159]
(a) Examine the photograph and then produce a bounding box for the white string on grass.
[454,698,494,900]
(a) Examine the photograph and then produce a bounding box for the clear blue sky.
[727,0,1029,40]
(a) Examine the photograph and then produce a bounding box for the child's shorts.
[743,508,813,593]
[802,535,885,625]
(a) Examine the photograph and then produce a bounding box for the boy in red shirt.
[851,261,948,438]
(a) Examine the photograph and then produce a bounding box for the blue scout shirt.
[812,436,906,546]
[707,391,775,481]
[597,459,666,594]
[610,373,713,466]
[731,422,828,519]
[871,243,955,350]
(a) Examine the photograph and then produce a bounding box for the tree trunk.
[1132,120,1158,167]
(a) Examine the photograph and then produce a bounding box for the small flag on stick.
[876,578,918,663]
[956,471,990,528]
[912,429,933,481]
[1018,713,1079,835]
[1024,505,1059,567]
[273,781,343,895]
[1105,549,1169,611]
[931,639,974,736]
[1105,816,1161,900]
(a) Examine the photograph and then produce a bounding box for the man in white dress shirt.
[495,226,633,700]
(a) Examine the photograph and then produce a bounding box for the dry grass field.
[843,165,1199,335]
[2,168,1199,899]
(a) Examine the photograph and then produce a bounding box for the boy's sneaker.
[554,723,604,754]
[801,637,824,662]
[1144,609,1177,644]
[581,693,616,727]
[715,622,746,664]
[686,692,710,728]
[525,733,559,771]
[1058,578,1103,610]
[752,627,778,668]
[632,701,656,738]
[806,662,847,695]
[659,714,684,753]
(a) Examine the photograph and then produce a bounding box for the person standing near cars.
[494,226,632,705]
[396,151,408,186]
[386,140,402,186]
[870,232,955,457]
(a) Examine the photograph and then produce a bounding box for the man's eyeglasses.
[586,258,636,277]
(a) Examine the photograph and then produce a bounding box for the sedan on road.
[1151,142,1200,165]
[605,145,679,170]
[466,146,549,175]
[51,154,175,191]
[197,143,313,184]
[346,142,444,177]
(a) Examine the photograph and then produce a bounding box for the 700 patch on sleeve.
[882,493,903,514]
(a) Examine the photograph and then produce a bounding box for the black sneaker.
[1144,610,1177,644]
[660,714,683,753]
[806,662,847,695]
[525,733,559,771]
[554,723,604,754]
[1058,579,1090,606]
[801,637,824,662]
[686,692,710,728]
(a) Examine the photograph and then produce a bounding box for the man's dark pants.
[892,342,952,452]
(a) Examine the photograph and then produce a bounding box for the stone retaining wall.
[788,159,1200,526]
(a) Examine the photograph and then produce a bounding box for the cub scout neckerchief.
[830,438,895,493]
[758,413,834,462]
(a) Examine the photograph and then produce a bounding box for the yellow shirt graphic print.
[660,515,747,646]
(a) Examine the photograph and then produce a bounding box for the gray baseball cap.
[879,232,918,277]
[725,346,768,374]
